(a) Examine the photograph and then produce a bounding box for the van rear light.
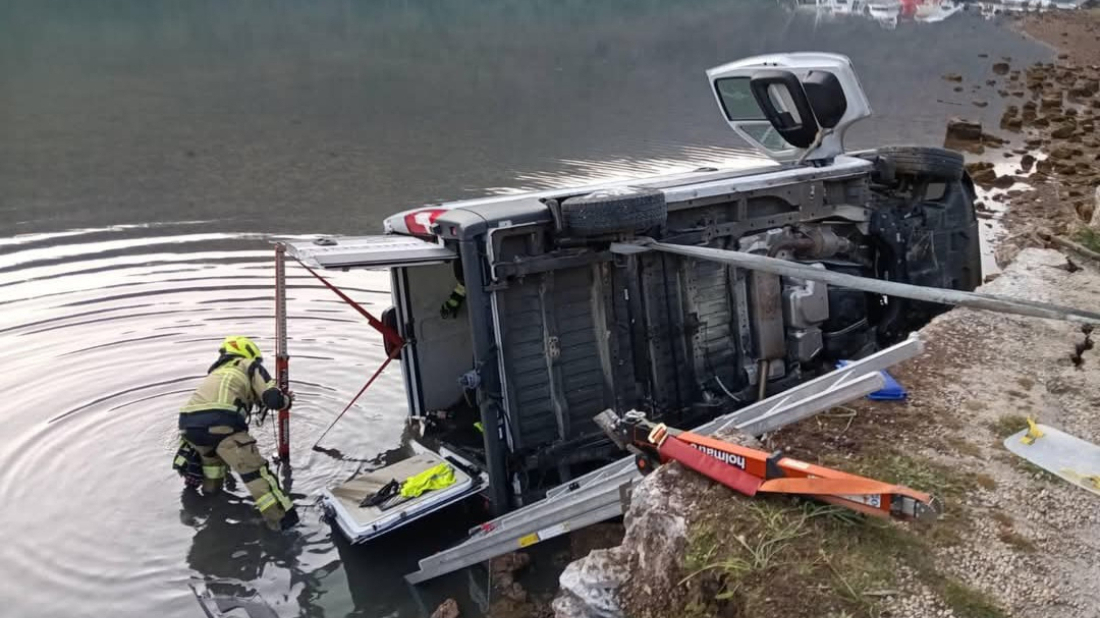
[404,209,446,236]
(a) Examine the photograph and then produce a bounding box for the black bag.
[172,441,204,488]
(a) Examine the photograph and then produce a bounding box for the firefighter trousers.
[187,428,294,530]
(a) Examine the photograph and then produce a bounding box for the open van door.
[707,53,872,162]
[286,235,456,269]
[285,235,488,544]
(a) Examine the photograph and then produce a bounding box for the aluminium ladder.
[404,335,922,584]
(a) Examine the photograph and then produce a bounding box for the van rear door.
[284,236,484,544]
[286,235,456,269]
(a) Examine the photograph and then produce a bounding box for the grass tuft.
[1074,227,1100,253]
[986,414,1029,440]
[941,579,1009,618]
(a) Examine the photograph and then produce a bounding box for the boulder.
[553,548,631,618]
[554,430,760,618]
[981,132,1007,147]
[993,62,1011,75]
[1051,146,1076,161]
[1020,154,1037,171]
[431,599,460,618]
[1076,201,1095,223]
[491,552,531,590]
[943,73,964,82]
[944,117,983,143]
[1092,187,1100,229]
[969,167,999,187]
[1052,124,1077,139]
[1054,161,1079,175]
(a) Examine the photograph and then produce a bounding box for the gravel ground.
[885,248,1100,618]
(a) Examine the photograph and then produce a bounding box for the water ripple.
[0,228,406,618]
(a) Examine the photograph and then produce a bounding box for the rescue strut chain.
[291,257,407,450]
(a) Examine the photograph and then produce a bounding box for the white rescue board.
[1004,423,1100,496]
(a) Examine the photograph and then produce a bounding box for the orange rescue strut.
[610,413,939,521]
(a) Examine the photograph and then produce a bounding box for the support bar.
[611,240,1100,325]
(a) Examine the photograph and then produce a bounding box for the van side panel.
[496,265,615,451]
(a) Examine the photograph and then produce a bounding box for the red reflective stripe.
[657,436,763,497]
[293,258,405,350]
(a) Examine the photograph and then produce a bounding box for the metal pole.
[611,240,1100,325]
[275,243,291,463]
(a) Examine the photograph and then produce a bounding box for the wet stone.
[945,117,984,143]
[431,599,460,618]
[1052,124,1078,139]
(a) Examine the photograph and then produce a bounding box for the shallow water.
[0,2,1048,617]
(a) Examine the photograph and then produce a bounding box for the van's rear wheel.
[560,187,668,236]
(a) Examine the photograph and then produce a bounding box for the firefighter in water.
[173,335,299,531]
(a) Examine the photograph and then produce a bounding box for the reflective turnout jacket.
[179,356,288,431]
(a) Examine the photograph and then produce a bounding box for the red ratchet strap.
[292,257,407,449]
[292,258,405,350]
[311,346,402,448]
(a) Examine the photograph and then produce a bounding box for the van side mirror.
[381,306,402,359]
[749,70,820,149]
[802,70,847,129]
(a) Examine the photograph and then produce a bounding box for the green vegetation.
[986,414,1030,440]
[680,491,1006,618]
[941,580,1008,618]
[1074,227,1100,254]
[841,452,977,499]
[676,445,1018,618]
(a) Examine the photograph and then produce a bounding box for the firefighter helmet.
[220,335,263,361]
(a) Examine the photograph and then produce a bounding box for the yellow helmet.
[220,335,263,361]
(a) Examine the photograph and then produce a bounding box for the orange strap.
[759,477,931,504]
